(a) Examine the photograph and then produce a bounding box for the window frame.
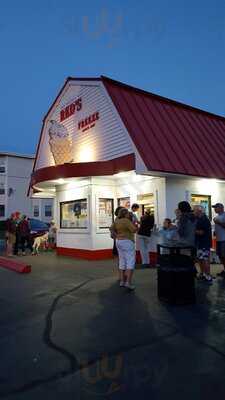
[97,198,114,230]
[44,204,52,218]
[191,194,212,220]
[0,204,5,217]
[60,198,88,229]
[33,205,40,218]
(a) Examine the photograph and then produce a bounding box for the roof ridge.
[101,75,225,123]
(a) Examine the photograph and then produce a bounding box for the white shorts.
[116,239,136,270]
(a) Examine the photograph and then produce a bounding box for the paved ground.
[0,252,225,399]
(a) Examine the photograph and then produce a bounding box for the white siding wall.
[0,155,54,221]
[31,198,54,223]
[56,179,93,250]
[165,177,225,220]
[54,175,166,251]
[35,82,134,170]
[7,157,33,217]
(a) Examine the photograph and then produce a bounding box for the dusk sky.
[1,0,225,154]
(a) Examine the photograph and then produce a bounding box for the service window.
[0,205,5,217]
[33,205,39,218]
[191,194,211,219]
[98,198,114,229]
[45,204,52,217]
[118,197,130,209]
[0,183,5,195]
[137,193,155,217]
[60,199,88,229]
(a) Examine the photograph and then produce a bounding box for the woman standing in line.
[110,208,137,290]
[111,206,124,257]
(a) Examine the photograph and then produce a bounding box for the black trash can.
[157,244,196,305]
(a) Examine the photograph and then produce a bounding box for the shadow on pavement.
[78,281,177,400]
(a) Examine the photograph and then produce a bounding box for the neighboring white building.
[0,152,54,222]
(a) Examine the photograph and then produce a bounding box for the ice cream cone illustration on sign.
[48,120,73,165]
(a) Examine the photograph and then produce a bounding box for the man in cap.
[212,203,225,277]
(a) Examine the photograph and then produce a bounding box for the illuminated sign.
[60,98,82,122]
[78,112,100,132]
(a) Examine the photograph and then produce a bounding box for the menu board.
[60,199,88,228]
[98,198,114,229]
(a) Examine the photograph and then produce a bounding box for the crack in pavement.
[0,279,92,398]
[42,279,92,371]
[0,277,179,398]
[2,276,225,399]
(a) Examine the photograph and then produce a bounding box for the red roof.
[32,76,225,183]
[102,76,225,179]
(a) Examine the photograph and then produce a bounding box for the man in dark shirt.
[137,209,154,266]
[18,215,32,255]
[193,205,212,284]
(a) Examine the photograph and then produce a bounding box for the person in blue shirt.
[193,205,213,284]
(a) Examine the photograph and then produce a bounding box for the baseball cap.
[212,203,224,208]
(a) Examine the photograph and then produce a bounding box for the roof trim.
[30,154,135,188]
[0,152,35,159]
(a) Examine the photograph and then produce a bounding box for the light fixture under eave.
[54,178,65,185]
[114,171,130,179]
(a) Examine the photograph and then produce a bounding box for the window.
[191,194,212,219]
[45,205,52,217]
[0,164,5,173]
[118,197,130,209]
[137,193,155,217]
[0,205,5,217]
[60,199,88,229]
[0,183,5,195]
[33,205,39,218]
[98,198,114,229]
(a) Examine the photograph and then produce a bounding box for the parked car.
[28,218,49,241]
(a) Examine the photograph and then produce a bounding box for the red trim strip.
[0,257,31,273]
[56,247,158,263]
[31,154,135,187]
[56,247,114,260]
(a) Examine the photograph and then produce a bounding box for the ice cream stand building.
[30,76,225,260]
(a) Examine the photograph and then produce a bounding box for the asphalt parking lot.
[0,253,225,400]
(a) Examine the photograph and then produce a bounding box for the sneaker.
[125,283,135,291]
[119,281,126,287]
[217,270,225,277]
[197,273,204,280]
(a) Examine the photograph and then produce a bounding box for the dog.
[32,233,49,255]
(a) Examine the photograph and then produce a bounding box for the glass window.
[33,205,39,218]
[98,198,114,229]
[118,197,130,209]
[191,194,212,219]
[0,164,5,173]
[0,183,5,195]
[137,193,155,217]
[60,199,88,229]
[45,205,52,217]
[0,205,5,217]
